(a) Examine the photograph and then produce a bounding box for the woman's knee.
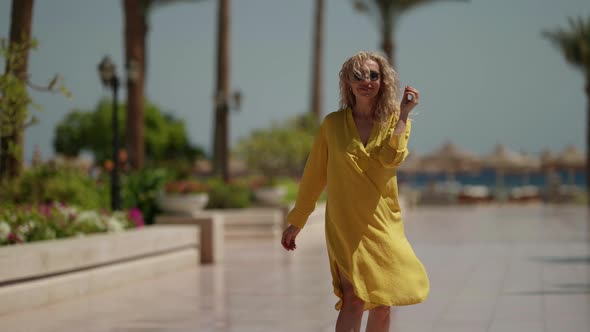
[341,286,364,310]
[342,293,365,311]
[370,305,391,318]
[339,285,363,309]
[337,268,364,310]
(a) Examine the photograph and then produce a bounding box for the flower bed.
[0,203,143,246]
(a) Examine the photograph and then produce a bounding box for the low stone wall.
[213,207,285,238]
[157,207,287,240]
[0,225,200,315]
[155,203,327,248]
[155,214,224,264]
[0,225,199,284]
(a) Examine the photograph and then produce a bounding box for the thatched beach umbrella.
[541,149,557,170]
[519,151,541,185]
[540,149,563,188]
[421,141,481,182]
[483,144,526,188]
[397,152,422,185]
[555,145,585,185]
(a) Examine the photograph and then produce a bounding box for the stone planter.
[157,192,209,214]
[0,226,199,284]
[253,186,287,206]
[0,225,200,315]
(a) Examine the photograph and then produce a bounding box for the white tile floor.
[0,204,588,332]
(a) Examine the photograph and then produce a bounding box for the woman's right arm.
[285,121,328,230]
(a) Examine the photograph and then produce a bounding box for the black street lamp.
[97,56,121,211]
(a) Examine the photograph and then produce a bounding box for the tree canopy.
[53,99,204,164]
[233,113,319,182]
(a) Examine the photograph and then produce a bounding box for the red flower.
[164,180,210,194]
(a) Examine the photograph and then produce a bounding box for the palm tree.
[310,0,325,122]
[123,0,147,171]
[212,0,231,181]
[0,0,34,179]
[543,16,590,196]
[123,0,204,170]
[352,0,467,68]
[123,1,229,180]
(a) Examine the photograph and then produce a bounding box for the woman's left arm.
[378,116,412,168]
[378,86,419,168]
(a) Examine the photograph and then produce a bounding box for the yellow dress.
[287,107,430,311]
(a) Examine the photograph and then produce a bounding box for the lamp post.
[97,56,121,211]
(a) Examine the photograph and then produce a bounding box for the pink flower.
[128,208,144,228]
[8,232,22,244]
[39,204,52,217]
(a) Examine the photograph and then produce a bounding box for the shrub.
[0,164,109,209]
[205,178,251,209]
[121,168,171,225]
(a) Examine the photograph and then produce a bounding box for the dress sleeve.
[378,119,412,168]
[286,121,328,229]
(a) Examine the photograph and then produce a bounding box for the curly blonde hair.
[339,51,400,124]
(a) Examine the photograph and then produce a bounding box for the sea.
[398,168,587,189]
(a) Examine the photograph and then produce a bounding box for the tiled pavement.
[1,204,589,332]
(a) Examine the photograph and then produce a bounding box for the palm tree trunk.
[124,0,146,170]
[0,0,34,179]
[310,0,324,123]
[381,17,395,67]
[213,0,230,182]
[585,74,590,204]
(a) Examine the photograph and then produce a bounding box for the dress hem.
[331,259,428,311]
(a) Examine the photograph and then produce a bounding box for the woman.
[281,51,430,332]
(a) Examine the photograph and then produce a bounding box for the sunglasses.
[353,70,380,82]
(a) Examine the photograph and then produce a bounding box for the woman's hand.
[400,85,420,117]
[281,225,301,251]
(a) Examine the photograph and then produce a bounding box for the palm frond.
[543,15,590,73]
[396,0,468,12]
[352,0,386,31]
[143,0,208,15]
[352,0,468,30]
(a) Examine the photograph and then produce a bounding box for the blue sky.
[1,0,588,163]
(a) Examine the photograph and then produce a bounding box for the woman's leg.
[335,267,365,332]
[366,306,391,332]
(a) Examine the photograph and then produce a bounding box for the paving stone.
[0,204,588,332]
